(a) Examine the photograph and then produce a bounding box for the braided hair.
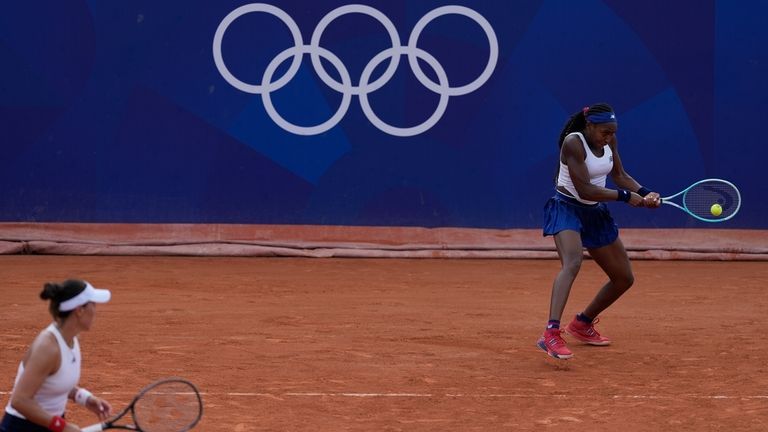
[553,103,615,183]
[557,103,614,149]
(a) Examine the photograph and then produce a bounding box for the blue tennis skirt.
[542,192,619,249]
[1,413,51,432]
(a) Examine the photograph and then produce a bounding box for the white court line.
[230,392,768,400]
[285,392,433,397]
[2,391,767,400]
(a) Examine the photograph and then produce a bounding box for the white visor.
[59,282,111,312]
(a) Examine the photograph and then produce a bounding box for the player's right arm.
[10,332,81,431]
[561,135,643,206]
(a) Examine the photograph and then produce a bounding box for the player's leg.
[565,236,633,345]
[538,229,583,359]
[584,236,634,317]
[549,229,584,320]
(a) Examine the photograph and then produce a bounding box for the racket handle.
[82,423,105,432]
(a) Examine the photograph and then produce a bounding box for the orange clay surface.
[1,256,767,431]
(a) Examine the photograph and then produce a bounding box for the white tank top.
[5,323,81,418]
[557,132,613,204]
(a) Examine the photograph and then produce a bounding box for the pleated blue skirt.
[542,192,619,249]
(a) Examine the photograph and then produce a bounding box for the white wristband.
[75,388,93,406]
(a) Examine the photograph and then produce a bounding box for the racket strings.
[683,181,740,218]
[133,382,202,432]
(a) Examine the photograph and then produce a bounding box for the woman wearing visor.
[2,280,113,432]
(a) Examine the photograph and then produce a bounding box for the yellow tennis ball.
[710,203,723,216]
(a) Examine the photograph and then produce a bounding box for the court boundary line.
[2,391,766,400]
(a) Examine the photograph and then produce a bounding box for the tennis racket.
[660,178,741,222]
[82,378,202,432]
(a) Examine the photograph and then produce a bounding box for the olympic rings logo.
[213,3,498,137]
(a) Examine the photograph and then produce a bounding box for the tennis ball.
[710,203,723,217]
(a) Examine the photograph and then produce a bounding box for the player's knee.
[561,257,583,277]
[613,271,634,290]
[625,273,635,290]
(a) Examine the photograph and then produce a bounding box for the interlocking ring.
[213,3,498,137]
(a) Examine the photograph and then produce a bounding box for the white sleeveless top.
[557,132,613,204]
[5,323,81,418]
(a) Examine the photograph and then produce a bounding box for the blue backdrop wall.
[1,1,766,228]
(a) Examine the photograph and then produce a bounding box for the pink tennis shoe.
[537,328,573,359]
[565,316,611,346]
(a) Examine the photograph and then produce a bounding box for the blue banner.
[1,1,765,228]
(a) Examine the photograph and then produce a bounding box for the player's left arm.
[68,386,112,421]
[608,138,660,207]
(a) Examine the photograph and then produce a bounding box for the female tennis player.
[1,280,113,432]
[537,103,661,360]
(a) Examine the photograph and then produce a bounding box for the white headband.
[59,282,111,312]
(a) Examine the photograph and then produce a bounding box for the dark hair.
[553,103,615,183]
[557,103,614,150]
[40,279,87,319]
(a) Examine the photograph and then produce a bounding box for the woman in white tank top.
[1,280,113,432]
[536,103,662,360]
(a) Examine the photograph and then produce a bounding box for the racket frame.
[81,377,202,432]
[660,178,741,223]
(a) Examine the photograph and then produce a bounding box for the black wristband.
[637,186,652,197]
[616,189,631,202]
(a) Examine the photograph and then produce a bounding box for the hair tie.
[582,106,589,114]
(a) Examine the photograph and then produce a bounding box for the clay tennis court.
[2,254,766,431]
